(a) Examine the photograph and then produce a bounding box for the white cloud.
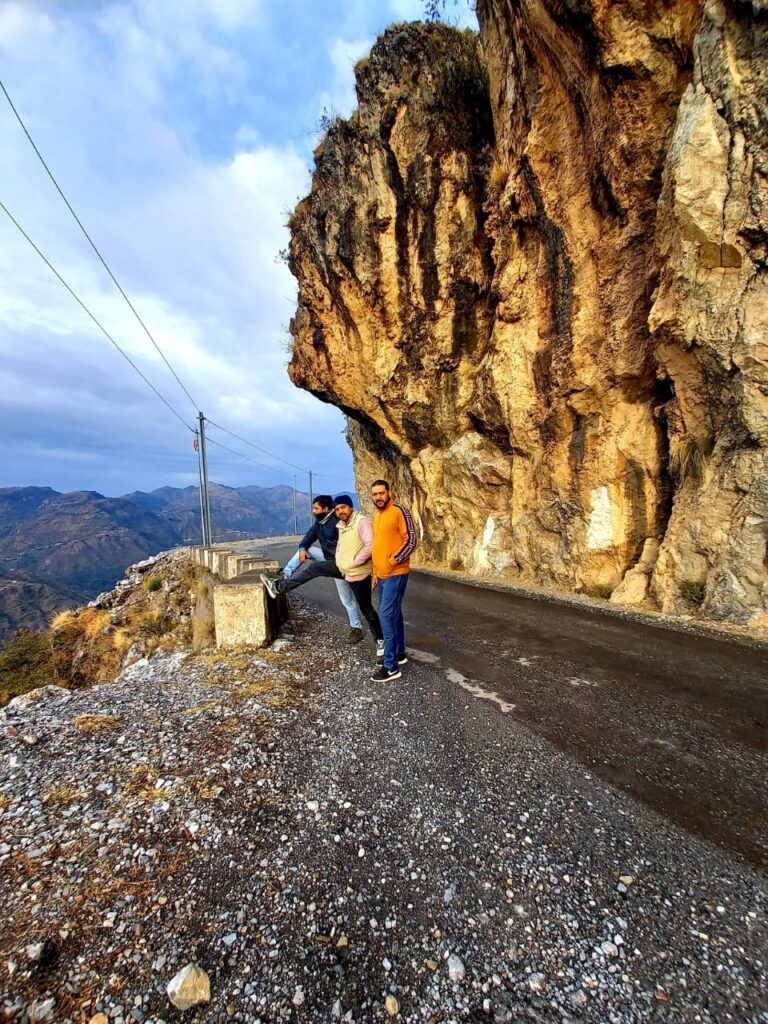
[1,0,473,494]
[319,36,374,118]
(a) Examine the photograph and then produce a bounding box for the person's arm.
[389,504,418,565]
[298,521,319,553]
[352,517,374,566]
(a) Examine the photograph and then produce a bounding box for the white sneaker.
[376,640,385,661]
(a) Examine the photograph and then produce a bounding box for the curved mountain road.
[261,542,768,869]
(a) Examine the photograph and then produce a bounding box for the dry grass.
[0,792,12,812]
[191,779,226,800]
[122,765,164,802]
[80,608,111,640]
[51,607,110,640]
[670,433,714,482]
[73,713,122,733]
[111,626,134,656]
[42,784,86,805]
[234,681,275,700]
[50,609,77,631]
[129,607,170,637]
[182,701,222,716]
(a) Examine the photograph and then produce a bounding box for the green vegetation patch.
[0,629,54,706]
[680,579,706,606]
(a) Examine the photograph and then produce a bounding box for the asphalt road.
[260,542,768,870]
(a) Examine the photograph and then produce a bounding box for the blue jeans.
[378,573,409,671]
[284,544,362,630]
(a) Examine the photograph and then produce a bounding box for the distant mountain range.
[0,483,310,644]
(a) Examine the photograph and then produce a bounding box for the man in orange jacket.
[370,479,418,682]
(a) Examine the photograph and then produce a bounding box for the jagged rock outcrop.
[648,0,768,621]
[288,5,767,624]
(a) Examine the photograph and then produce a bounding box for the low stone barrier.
[213,574,272,647]
[190,546,287,647]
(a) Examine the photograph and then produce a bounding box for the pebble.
[528,972,547,993]
[166,964,210,1010]
[385,994,400,1015]
[447,954,466,983]
[28,999,56,1023]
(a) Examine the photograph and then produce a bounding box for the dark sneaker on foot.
[397,654,408,665]
[260,574,279,600]
[370,666,402,682]
[376,640,385,662]
[347,627,364,644]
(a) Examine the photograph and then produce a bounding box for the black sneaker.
[347,627,364,644]
[397,654,408,665]
[370,666,402,682]
[260,574,280,600]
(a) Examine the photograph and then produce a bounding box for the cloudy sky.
[0,0,475,498]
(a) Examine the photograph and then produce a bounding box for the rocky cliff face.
[288,4,767,624]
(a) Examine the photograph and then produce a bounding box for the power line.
[0,78,200,414]
[1,80,353,489]
[205,435,296,478]
[0,197,194,435]
[205,418,312,475]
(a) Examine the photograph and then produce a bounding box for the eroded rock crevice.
[288,6,767,624]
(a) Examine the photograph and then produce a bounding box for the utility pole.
[198,411,213,546]
[308,469,314,530]
[292,473,298,535]
[195,429,207,546]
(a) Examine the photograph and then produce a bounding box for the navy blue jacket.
[299,510,339,560]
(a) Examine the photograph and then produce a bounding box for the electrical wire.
[205,418,312,475]
[1,80,354,487]
[0,78,200,414]
[0,197,194,435]
[204,435,295,478]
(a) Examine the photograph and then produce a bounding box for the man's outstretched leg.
[261,559,341,599]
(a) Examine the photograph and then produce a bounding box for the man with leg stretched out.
[267,495,364,643]
[370,479,418,683]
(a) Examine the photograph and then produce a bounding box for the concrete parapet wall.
[213,578,274,647]
[223,554,241,580]
[212,571,288,647]
[210,549,233,577]
[193,547,284,580]
[240,558,280,573]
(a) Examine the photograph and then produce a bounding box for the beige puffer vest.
[335,511,373,578]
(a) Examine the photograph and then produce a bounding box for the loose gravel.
[1,599,766,1024]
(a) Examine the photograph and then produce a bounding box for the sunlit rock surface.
[288,7,767,624]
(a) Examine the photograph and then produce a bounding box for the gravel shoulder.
[1,600,766,1024]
